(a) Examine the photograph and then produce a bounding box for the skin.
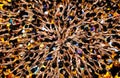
[0,0,120,78]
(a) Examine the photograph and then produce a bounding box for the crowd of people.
[0,0,120,78]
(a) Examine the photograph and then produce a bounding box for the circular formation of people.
[0,0,120,78]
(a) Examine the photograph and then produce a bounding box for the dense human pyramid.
[0,0,120,78]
